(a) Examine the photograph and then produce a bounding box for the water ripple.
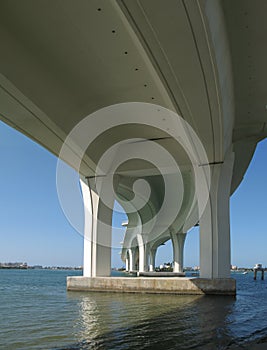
[0,270,267,349]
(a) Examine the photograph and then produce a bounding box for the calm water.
[0,270,267,350]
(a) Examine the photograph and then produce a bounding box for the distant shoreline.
[0,266,83,270]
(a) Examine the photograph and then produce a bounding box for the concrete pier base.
[67,277,236,295]
[138,272,185,277]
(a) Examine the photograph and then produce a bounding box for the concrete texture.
[67,277,236,295]
[2,2,267,285]
[138,272,185,277]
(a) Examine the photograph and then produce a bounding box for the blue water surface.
[0,269,266,350]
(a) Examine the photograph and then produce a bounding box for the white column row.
[81,150,234,278]
[124,236,186,274]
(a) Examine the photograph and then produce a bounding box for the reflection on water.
[0,270,267,350]
[78,297,100,341]
[71,292,202,333]
[65,292,236,350]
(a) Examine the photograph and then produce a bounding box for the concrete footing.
[138,272,185,277]
[67,277,236,295]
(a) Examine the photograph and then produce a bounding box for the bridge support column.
[171,232,186,273]
[128,248,134,272]
[137,234,145,273]
[125,256,129,272]
[80,179,93,277]
[132,246,139,271]
[149,247,157,272]
[80,178,114,277]
[199,151,235,278]
[144,244,150,272]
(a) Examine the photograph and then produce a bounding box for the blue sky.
[0,120,266,268]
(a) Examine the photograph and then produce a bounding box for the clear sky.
[0,120,266,268]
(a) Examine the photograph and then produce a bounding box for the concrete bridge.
[1,0,267,294]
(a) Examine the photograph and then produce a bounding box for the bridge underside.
[1,0,267,295]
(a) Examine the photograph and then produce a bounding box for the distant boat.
[242,271,248,275]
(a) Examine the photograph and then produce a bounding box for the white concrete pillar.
[199,151,235,278]
[132,247,138,271]
[171,232,186,273]
[80,177,114,277]
[149,248,157,272]
[125,257,129,272]
[92,192,113,277]
[137,234,145,273]
[128,248,133,271]
[80,179,93,277]
[144,244,150,272]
